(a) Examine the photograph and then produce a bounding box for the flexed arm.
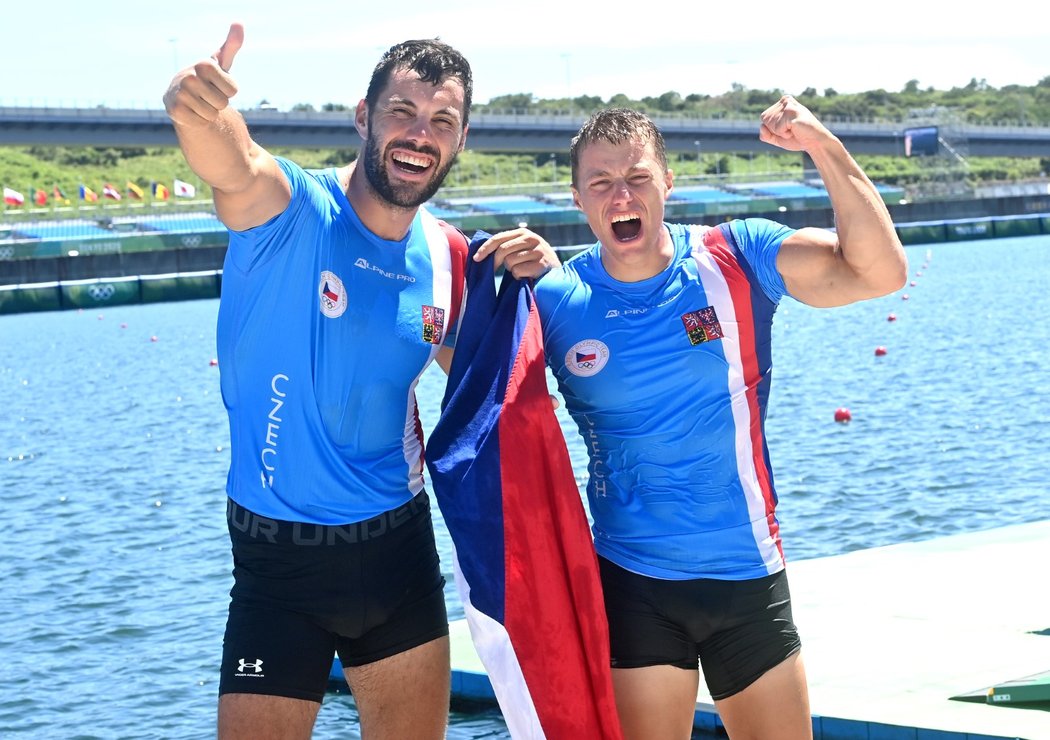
[163,23,290,231]
[761,95,907,307]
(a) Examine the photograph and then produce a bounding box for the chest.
[546,269,734,410]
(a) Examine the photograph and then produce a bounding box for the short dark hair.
[365,39,473,126]
[570,108,668,186]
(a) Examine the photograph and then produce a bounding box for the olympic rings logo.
[182,235,203,247]
[0,246,14,260]
[88,284,116,301]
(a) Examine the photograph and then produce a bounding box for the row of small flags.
[3,179,197,207]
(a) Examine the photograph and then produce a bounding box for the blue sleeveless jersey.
[534,219,794,580]
[217,157,464,524]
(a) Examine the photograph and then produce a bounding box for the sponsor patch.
[422,305,446,344]
[565,339,610,377]
[681,306,724,345]
[318,270,346,318]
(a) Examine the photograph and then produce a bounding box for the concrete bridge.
[2,105,1048,157]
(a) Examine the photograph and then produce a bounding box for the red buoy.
[875,346,888,356]
[902,294,910,300]
[834,407,852,423]
[209,358,219,367]
[150,336,158,342]
[887,313,897,322]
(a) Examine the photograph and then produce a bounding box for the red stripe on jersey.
[412,401,426,487]
[702,229,783,560]
[439,220,469,332]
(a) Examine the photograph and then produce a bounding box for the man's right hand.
[163,23,244,128]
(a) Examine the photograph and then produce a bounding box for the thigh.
[343,635,451,740]
[335,492,449,665]
[219,601,337,703]
[218,693,320,740]
[715,651,812,740]
[612,665,699,740]
[598,556,700,670]
[698,568,803,701]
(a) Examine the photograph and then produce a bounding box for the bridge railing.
[3,103,1049,135]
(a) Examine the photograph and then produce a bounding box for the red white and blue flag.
[427,233,622,739]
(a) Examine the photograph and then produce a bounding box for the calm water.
[2,235,1048,738]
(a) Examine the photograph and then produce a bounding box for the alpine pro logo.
[354,257,416,283]
[318,271,346,318]
[681,306,724,345]
[235,658,265,678]
[565,339,610,377]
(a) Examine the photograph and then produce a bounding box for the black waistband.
[226,492,430,546]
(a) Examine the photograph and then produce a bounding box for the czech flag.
[4,187,25,206]
[427,233,622,740]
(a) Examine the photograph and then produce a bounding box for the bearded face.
[361,131,458,209]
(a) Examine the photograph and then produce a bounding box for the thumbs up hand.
[164,23,245,128]
[213,23,244,72]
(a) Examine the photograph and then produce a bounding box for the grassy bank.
[2,143,1045,211]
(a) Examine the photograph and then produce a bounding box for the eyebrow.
[583,164,649,181]
[384,95,417,110]
[385,95,462,122]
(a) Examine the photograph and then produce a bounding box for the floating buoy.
[150,336,158,342]
[916,271,923,277]
[910,280,917,287]
[887,313,897,322]
[209,358,219,367]
[902,294,910,300]
[97,314,104,320]
[875,346,888,356]
[120,323,128,329]
[834,407,852,423]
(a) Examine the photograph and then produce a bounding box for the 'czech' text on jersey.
[217,158,465,524]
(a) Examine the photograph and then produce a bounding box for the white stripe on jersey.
[691,237,782,574]
[399,211,455,493]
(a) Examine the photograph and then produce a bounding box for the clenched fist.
[163,23,244,128]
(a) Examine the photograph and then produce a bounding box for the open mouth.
[610,213,642,242]
[391,150,434,176]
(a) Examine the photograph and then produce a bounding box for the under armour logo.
[237,658,264,674]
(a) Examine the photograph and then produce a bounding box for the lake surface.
[2,235,1048,738]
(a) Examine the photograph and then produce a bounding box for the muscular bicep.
[213,146,292,232]
[776,227,859,308]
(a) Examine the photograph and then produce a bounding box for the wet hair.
[569,108,668,185]
[365,39,473,126]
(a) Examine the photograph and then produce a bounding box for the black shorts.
[219,492,449,702]
[598,557,801,700]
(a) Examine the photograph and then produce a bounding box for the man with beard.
[164,24,556,739]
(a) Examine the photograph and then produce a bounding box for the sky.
[3,1,1046,112]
